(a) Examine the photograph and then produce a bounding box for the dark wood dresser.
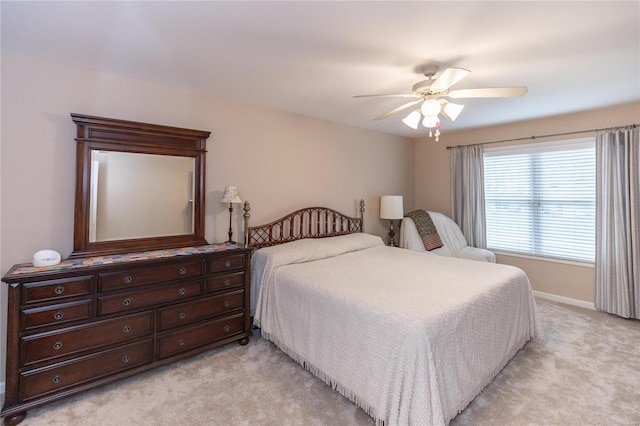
[1,244,251,426]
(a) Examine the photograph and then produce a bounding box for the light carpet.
[3,298,639,426]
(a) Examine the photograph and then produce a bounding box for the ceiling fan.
[354,65,528,140]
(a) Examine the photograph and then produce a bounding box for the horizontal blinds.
[484,139,595,262]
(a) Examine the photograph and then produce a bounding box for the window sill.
[492,250,595,268]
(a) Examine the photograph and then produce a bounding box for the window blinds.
[483,138,595,263]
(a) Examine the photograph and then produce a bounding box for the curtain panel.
[450,145,487,248]
[594,126,639,319]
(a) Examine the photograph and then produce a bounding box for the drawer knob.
[178,339,185,346]
[223,279,231,287]
[124,276,133,284]
[179,267,187,275]
[223,300,231,308]
[53,311,64,320]
[123,325,131,333]
[122,354,130,363]
[223,325,230,333]
[53,341,63,350]
[123,298,132,306]
[178,312,186,320]
[52,374,62,384]
[178,288,186,295]
[54,286,65,295]
[224,260,231,268]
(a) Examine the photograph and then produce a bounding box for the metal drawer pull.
[179,267,187,275]
[178,288,186,295]
[52,374,62,384]
[178,312,186,320]
[223,279,231,287]
[123,325,131,333]
[223,300,230,308]
[223,325,230,333]
[54,286,65,295]
[54,311,64,320]
[124,276,132,284]
[53,341,63,350]
[123,298,132,306]
[122,354,130,363]
[224,261,231,268]
[178,339,185,346]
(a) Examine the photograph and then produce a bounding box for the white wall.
[0,52,415,386]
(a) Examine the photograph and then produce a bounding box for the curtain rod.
[445,123,638,150]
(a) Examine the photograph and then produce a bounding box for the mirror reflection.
[89,150,195,242]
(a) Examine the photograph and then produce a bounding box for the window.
[483,138,595,263]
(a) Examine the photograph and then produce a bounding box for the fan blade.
[375,99,423,120]
[430,68,470,92]
[353,94,419,99]
[448,86,528,99]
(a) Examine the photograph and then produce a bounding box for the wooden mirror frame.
[70,113,210,258]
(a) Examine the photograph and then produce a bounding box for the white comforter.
[252,233,544,425]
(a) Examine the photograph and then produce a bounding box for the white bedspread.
[252,233,544,425]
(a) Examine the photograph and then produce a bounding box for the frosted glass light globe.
[420,99,441,117]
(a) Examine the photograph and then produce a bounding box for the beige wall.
[414,101,640,303]
[0,52,415,385]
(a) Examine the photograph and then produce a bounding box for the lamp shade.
[402,110,421,130]
[443,102,464,121]
[221,186,242,204]
[380,195,404,219]
[420,99,442,117]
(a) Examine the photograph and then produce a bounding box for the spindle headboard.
[243,200,365,249]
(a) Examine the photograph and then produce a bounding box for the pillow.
[404,209,444,251]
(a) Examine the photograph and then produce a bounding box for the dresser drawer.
[208,255,245,274]
[21,311,152,366]
[158,313,244,359]
[20,339,153,401]
[207,271,244,293]
[158,290,244,331]
[21,299,92,331]
[98,280,202,316]
[98,260,202,292]
[22,276,93,304]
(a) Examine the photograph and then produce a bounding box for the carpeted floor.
[3,298,639,426]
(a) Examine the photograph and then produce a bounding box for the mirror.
[71,114,210,258]
[89,151,196,242]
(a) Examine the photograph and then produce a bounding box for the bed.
[245,201,544,425]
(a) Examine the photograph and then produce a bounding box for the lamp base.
[387,221,397,247]
[227,204,235,244]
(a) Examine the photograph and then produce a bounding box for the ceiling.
[2,1,639,138]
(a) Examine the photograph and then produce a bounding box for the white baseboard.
[533,290,596,310]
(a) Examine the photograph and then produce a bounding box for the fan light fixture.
[354,64,528,142]
[401,99,465,142]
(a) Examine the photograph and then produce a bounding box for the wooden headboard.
[243,200,365,249]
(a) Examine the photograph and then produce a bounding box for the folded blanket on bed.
[405,209,444,251]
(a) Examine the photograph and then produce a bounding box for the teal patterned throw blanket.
[405,209,444,251]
